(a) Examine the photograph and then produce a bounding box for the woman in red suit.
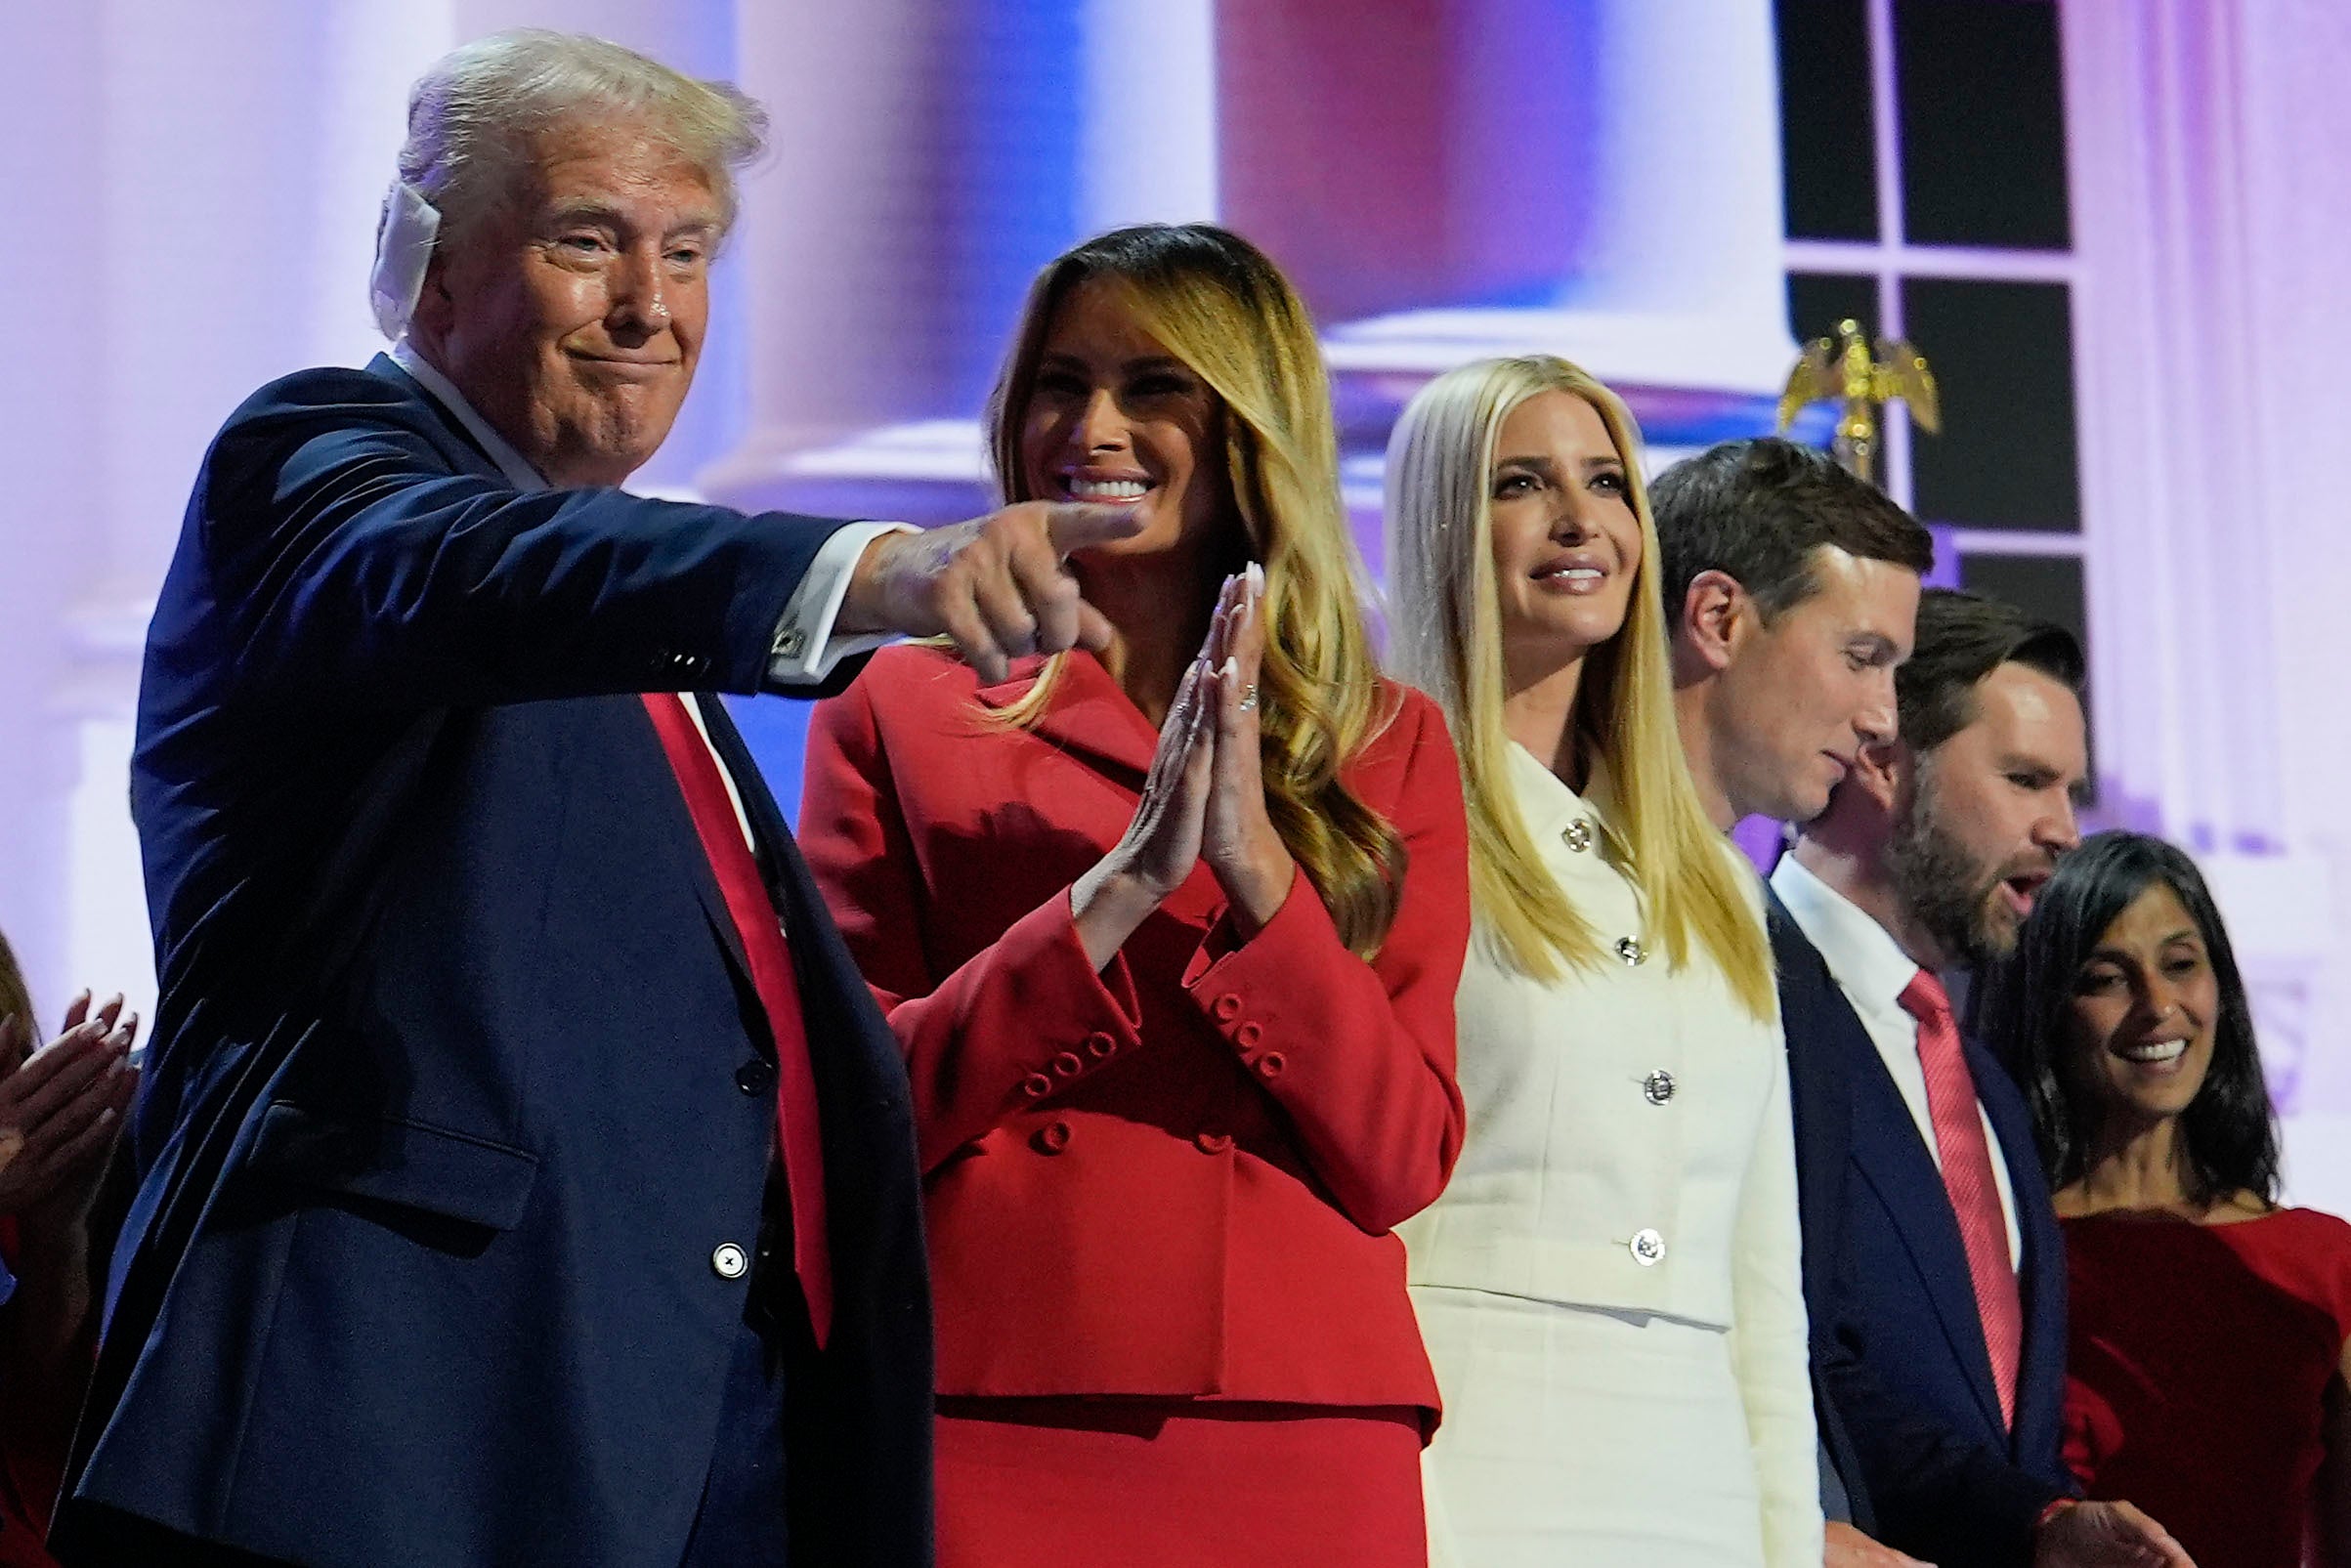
[1975,830,2351,1566]
[798,223,1471,1567]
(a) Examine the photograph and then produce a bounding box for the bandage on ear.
[370,179,442,340]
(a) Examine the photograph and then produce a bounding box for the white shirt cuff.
[766,521,916,686]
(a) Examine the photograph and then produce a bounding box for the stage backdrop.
[5,0,2351,1204]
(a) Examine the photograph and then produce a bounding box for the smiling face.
[414,113,719,487]
[1486,391,1643,689]
[1889,660,2089,965]
[1018,276,1233,565]
[1708,546,1919,823]
[2064,881,2221,1128]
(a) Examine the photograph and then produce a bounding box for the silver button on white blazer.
[1402,743,1822,1567]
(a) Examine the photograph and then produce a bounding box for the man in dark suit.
[54,30,1134,1568]
[1656,442,2191,1568]
[1767,589,2193,1566]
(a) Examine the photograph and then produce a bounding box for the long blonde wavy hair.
[985,224,1404,958]
[1385,355,1773,1017]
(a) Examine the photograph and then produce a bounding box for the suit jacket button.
[1195,1130,1233,1155]
[1235,1021,1263,1048]
[1213,994,1242,1022]
[1033,1121,1073,1155]
[737,1059,777,1096]
[1643,1070,1676,1105]
[1085,1031,1117,1059]
[1255,1051,1287,1080]
[711,1244,749,1280]
[1051,1050,1085,1078]
[1020,1072,1053,1099]
[1629,1228,1666,1266]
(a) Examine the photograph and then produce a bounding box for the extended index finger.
[1041,502,1145,556]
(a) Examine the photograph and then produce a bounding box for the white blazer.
[1401,743,1820,1564]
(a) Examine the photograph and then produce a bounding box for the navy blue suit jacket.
[56,359,932,1567]
[1770,892,2070,1566]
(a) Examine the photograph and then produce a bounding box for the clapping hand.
[1196,565,1294,933]
[0,992,139,1225]
[838,501,1146,686]
[2035,1501,2195,1568]
[1070,567,1292,968]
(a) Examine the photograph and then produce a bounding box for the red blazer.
[799,645,1470,1419]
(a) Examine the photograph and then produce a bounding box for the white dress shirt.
[391,342,904,849]
[1768,853,2024,1267]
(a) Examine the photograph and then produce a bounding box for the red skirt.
[935,1397,1427,1568]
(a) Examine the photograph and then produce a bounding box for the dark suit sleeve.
[191,377,857,710]
[1819,1245,2067,1561]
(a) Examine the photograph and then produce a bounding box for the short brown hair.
[1898,587,2084,753]
[1650,438,1935,626]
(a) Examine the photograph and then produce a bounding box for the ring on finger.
[1237,683,1260,712]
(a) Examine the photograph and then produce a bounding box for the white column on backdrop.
[0,7,106,1015]
[11,2,460,1020]
[1078,0,1218,235]
[710,0,945,484]
[704,0,1224,520]
[2064,0,2351,1164]
[1321,0,1794,394]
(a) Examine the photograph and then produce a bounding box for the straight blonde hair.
[986,225,1404,958]
[1385,356,1774,1018]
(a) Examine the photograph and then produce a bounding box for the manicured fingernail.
[1247,562,1264,592]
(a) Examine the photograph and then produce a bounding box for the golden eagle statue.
[1776,318,1940,487]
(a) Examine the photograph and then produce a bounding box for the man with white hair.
[54,30,1133,1568]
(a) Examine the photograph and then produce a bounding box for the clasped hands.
[0,991,140,1232]
[1070,567,1295,971]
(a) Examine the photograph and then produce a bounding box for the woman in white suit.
[1387,356,1821,1566]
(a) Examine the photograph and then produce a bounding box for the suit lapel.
[628,696,760,1033]
[973,653,1158,781]
[1847,1030,2010,1436]
[1974,1036,2067,1460]
[1767,895,1851,1281]
[366,354,508,484]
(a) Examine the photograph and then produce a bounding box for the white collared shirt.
[1769,853,2024,1268]
[389,341,900,852]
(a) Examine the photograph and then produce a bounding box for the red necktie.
[1898,968,2020,1428]
[641,693,832,1348]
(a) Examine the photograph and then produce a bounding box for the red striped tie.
[641,693,832,1349]
[1898,968,2020,1427]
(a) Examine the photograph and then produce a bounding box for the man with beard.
[1768,589,2187,1567]
[1655,445,2192,1568]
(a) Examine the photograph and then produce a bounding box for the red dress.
[2062,1207,2351,1568]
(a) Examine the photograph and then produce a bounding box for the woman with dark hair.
[1975,830,2351,1566]
[798,224,1471,1566]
